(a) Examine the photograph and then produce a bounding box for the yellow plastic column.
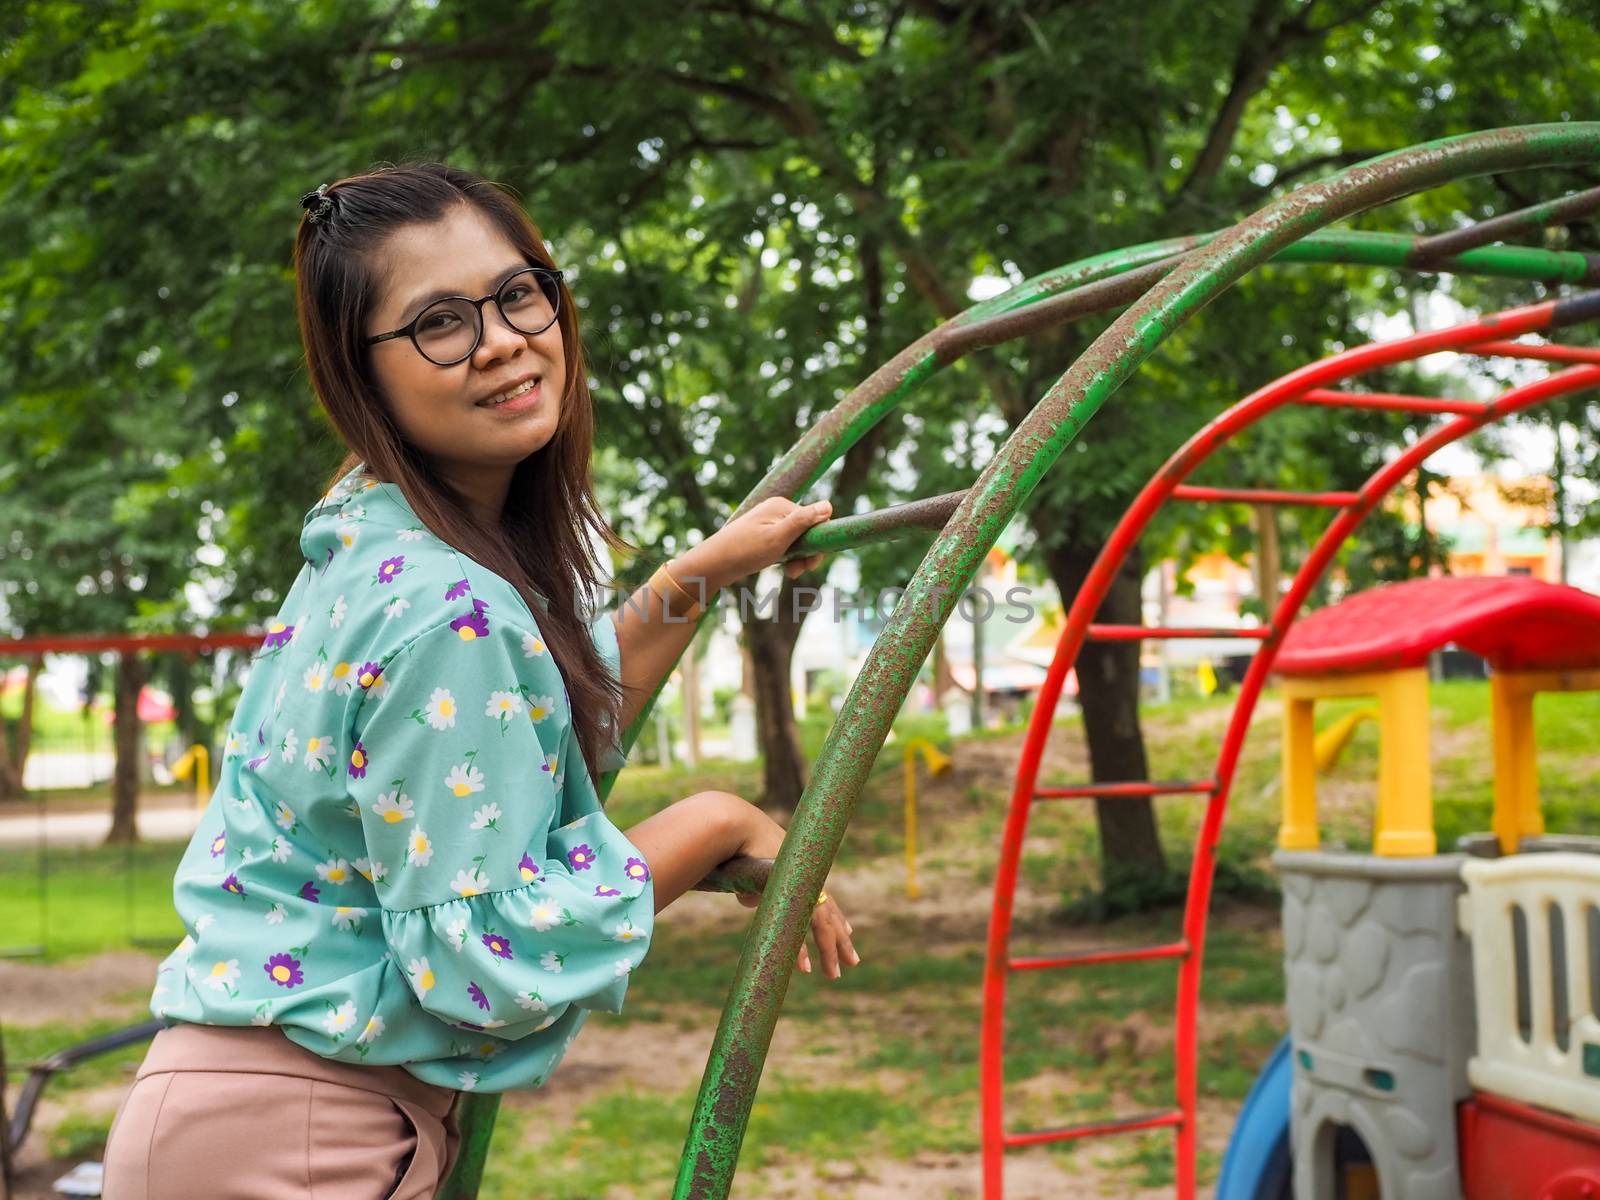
[1281,694,1320,850]
[1490,672,1541,854]
[1372,667,1434,857]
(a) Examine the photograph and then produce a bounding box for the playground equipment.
[8,126,1600,1199]
[901,735,952,898]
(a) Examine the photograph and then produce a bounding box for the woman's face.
[364,204,566,509]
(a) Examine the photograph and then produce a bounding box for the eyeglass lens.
[414,270,560,364]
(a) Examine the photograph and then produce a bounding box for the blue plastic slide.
[1216,1035,1293,1200]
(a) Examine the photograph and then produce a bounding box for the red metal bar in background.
[1034,779,1215,800]
[1004,1110,1185,1149]
[0,632,260,656]
[1087,624,1270,641]
[978,295,1588,1200]
[1171,485,1358,507]
[1010,941,1188,972]
[1464,339,1600,365]
[1294,388,1485,415]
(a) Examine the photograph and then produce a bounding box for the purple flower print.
[261,621,295,650]
[472,597,489,614]
[348,741,368,780]
[482,933,513,960]
[221,873,245,897]
[376,556,405,584]
[624,857,651,884]
[517,853,540,884]
[595,884,621,898]
[299,881,321,903]
[357,661,383,690]
[264,953,304,988]
[458,1020,485,1032]
[209,831,226,858]
[467,982,491,1011]
[567,844,595,872]
[444,578,471,601]
[450,608,490,640]
[246,752,270,771]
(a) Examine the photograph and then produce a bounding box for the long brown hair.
[293,162,632,788]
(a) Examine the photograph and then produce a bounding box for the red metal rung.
[1465,340,1600,366]
[1003,1109,1184,1148]
[1172,484,1357,507]
[1009,940,1189,972]
[1034,779,1214,800]
[1088,624,1269,641]
[1294,388,1484,415]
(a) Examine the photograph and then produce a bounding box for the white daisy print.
[354,857,387,885]
[329,594,347,628]
[446,918,469,951]
[303,663,326,693]
[444,762,485,798]
[251,1006,273,1027]
[407,957,435,996]
[328,661,356,696]
[336,523,359,550]
[458,1071,479,1091]
[194,912,216,932]
[526,694,556,723]
[357,1015,385,1045]
[224,732,242,758]
[424,689,457,730]
[469,803,502,832]
[323,1000,357,1037]
[521,631,546,657]
[486,690,524,721]
[535,1012,560,1032]
[332,905,367,930]
[529,900,562,932]
[303,734,333,771]
[540,950,566,974]
[397,526,426,542]
[265,903,287,925]
[203,959,239,992]
[273,802,297,832]
[450,868,489,897]
[515,991,548,1013]
[383,595,411,622]
[268,837,292,864]
[316,857,352,885]
[613,957,636,978]
[372,791,414,824]
[406,827,434,867]
[279,729,298,763]
[611,919,646,944]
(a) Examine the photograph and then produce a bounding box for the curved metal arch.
[980,305,1600,1197]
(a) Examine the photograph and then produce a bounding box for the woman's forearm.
[612,543,728,736]
[622,791,777,913]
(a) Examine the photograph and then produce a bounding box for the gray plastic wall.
[1275,849,1475,1199]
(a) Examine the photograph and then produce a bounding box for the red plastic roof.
[1275,576,1600,675]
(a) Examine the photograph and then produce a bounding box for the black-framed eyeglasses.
[363,266,565,366]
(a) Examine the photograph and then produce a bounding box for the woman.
[101,163,859,1199]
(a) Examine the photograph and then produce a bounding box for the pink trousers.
[101,1023,460,1200]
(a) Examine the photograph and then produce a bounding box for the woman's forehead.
[376,208,525,316]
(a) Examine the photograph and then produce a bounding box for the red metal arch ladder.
[978,293,1600,1198]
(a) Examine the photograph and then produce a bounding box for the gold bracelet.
[815,890,830,908]
[648,563,705,620]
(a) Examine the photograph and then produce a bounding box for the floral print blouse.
[149,464,654,1093]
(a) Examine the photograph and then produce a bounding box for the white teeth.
[484,378,539,407]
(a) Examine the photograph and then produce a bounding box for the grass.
[0,841,186,960]
[5,678,1597,1196]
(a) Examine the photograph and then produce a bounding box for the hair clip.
[299,182,337,224]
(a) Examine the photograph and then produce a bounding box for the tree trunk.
[681,638,702,766]
[105,652,145,845]
[1042,538,1167,887]
[1253,504,1281,614]
[0,658,38,800]
[743,612,809,814]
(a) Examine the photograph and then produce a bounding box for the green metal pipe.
[672,124,1600,1200]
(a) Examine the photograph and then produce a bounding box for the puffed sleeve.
[348,614,654,1039]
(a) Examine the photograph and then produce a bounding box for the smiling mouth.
[478,377,541,408]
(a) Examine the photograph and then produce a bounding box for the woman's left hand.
[696,497,832,587]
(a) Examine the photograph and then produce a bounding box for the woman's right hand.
[734,807,860,981]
